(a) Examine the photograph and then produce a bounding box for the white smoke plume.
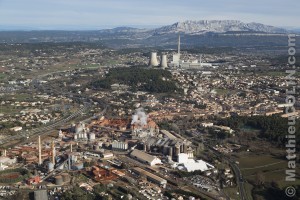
[131,107,148,126]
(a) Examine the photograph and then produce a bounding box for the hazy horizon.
[0,0,299,31]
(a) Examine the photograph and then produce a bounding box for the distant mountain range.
[0,20,298,48]
[97,20,288,35]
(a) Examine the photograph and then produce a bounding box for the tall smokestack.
[52,140,56,164]
[149,52,159,67]
[68,156,71,170]
[70,144,73,153]
[160,54,168,69]
[178,34,181,61]
[199,54,202,66]
[38,136,42,165]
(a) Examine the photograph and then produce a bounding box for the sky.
[0,0,299,30]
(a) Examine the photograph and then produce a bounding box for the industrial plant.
[149,34,213,69]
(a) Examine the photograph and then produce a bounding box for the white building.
[0,157,17,165]
[0,163,8,171]
[130,149,161,166]
[178,159,214,172]
[176,153,214,172]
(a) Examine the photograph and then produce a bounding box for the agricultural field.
[237,153,300,189]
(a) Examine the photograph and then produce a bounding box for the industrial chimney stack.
[52,140,56,164]
[38,136,42,165]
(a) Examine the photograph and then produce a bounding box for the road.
[230,161,247,200]
[0,103,91,145]
[0,102,108,146]
[206,144,248,200]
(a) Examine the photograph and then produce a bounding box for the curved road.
[206,144,248,200]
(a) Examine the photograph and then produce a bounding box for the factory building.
[170,34,181,68]
[0,156,17,165]
[132,167,167,188]
[112,141,128,151]
[130,149,161,166]
[140,132,193,161]
[131,118,159,139]
[34,190,48,200]
[169,34,212,69]
[101,152,114,159]
[0,163,8,171]
[176,154,215,172]
[73,122,89,140]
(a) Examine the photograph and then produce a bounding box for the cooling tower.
[149,52,159,67]
[160,55,168,69]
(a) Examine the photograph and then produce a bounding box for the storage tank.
[89,133,96,141]
[41,152,48,159]
[146,143,151,152]
[175,144,180,156]
[55,175,63,185]
[74,134,78,140]
[168,147,173,157]
[48,162,54,172]
[61,173,70,182]
[24,155,38,164]
[71,155,77,163]
[72,162,84,170]
[75,124,83,134]
[83,133,87,139]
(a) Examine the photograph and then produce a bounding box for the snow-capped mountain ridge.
[154,20,287,34]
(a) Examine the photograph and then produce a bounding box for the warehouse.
[132,167,167,188]
[130,149,161,166]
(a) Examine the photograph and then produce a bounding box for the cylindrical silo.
[146,143,151,152]
[61,173,70,182]
[71,155,77,163]
[175,144,180,156]
[55,175,63,185]
[89,133,96,141]
[83,133,87,139]
[72,162,84,170]
[168,147,173,157]
[48,162,54,172]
